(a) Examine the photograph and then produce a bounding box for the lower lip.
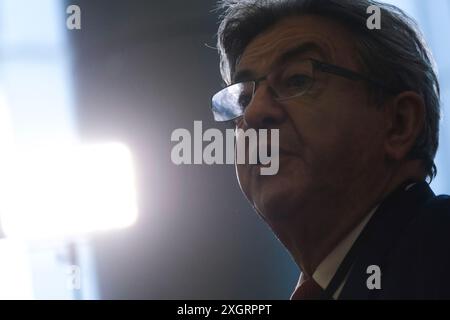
[250,153,294,172]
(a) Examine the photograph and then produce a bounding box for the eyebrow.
[233,42,328,83]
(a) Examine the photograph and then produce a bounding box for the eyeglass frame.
[211,58,397,122]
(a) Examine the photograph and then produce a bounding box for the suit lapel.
[335,182,435,299]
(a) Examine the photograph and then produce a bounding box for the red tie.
[291,277,324,300]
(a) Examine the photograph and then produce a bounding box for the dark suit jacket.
[326,181,450,300]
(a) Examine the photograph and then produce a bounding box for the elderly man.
[211,0,450,299]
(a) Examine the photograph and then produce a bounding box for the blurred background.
[0,0,448,299]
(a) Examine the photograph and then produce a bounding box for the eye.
[284,74,312,89]
[238,93,252,108]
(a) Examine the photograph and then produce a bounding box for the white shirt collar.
[312,205,378,298]
[294,182,418,299]
[294,205,378,299]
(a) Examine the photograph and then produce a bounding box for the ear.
[384,91,425,161]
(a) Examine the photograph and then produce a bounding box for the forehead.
[235,15,358,80]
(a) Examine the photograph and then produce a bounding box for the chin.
[238,155,310,218]
[246,169,307,222]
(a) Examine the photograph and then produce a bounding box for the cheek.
[287,100,384,173]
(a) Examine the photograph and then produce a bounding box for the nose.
[242,82,286,129]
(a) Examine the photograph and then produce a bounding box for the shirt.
[294,183,417,299]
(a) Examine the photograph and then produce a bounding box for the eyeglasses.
[211,58,395,122]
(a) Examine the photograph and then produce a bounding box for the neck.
[271,167,424,277]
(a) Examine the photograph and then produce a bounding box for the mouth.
[250,145,295,164]
[248,148,297,174]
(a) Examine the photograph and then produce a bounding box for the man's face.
[235,15,387,225]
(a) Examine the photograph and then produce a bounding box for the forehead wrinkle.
[234,13,367,79]
[237,31,336,77]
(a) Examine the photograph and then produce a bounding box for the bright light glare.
[0,143,138,239]
[0,92,14,156]
[0,239,34,299]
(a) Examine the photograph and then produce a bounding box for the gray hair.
[216,0,440,181]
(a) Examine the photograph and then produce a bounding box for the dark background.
[66,0,298,299]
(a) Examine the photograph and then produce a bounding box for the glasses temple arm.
[311,60,396,93]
